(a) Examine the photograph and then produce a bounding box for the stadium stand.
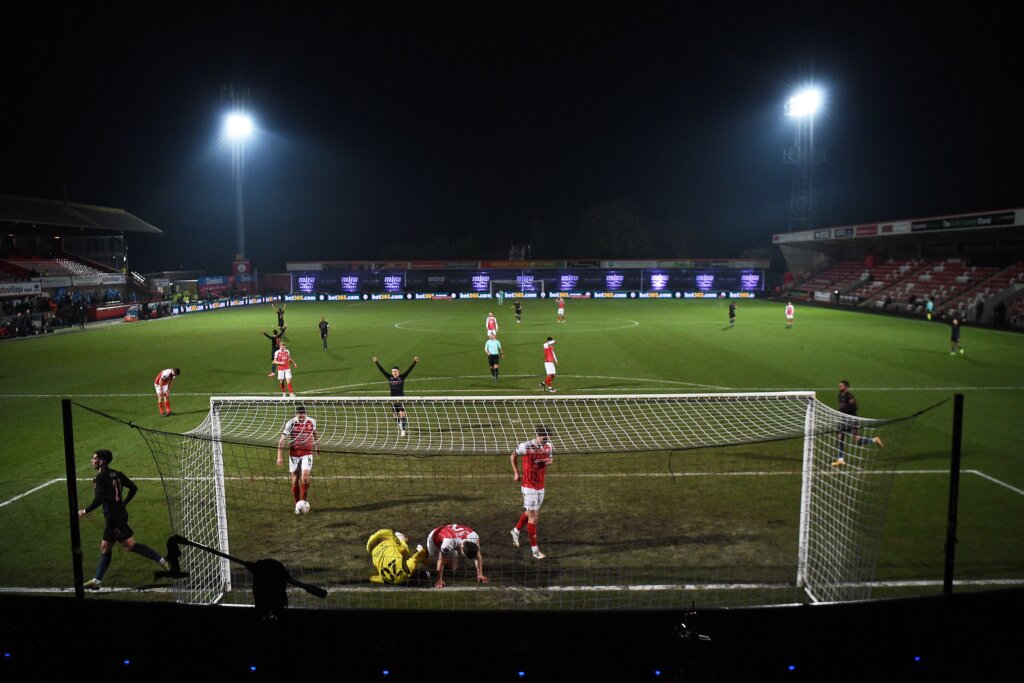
[794,259,867,295]
[942,259,1024,322]
[3,256,105,277]
[853,259,924,307]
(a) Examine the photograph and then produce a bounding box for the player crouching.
[367,529,428,585]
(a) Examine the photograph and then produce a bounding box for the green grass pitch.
[1,297,1022,602]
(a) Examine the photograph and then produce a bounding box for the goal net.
[137,393,918,610]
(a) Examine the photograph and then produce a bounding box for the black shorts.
[837,415,858,434]
[488,354,500,366]
[392,403,405,414]
[102,518,134,544]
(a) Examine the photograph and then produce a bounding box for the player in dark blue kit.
[728,302,737,328]
[950,317,964,355]
[833,380,884,467]
[319,316,330,351]
[373,355,420,436]
[78,449,168,590]
[261,326,287,376]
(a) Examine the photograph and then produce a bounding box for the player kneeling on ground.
[367,529,428,585]
[426,523,488,589]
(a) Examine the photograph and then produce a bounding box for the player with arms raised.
[426,523,488,589]
[153,367,180,417]
[510,425,554,559]
[374,355,419,436]
[276,404,320,513]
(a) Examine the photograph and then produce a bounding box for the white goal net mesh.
[137,393,917,610]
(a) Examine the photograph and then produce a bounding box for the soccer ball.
[294,500,310,515]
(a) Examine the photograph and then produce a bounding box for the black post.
[943,393,964,596]
[63,399,85,599]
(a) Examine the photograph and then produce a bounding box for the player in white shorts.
[153,368,180,417]
[276,404,319,511]
[425,523,488,588]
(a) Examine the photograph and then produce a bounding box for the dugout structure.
[139,393,917,610]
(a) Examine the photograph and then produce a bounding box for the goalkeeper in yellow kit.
[366,529,428,584]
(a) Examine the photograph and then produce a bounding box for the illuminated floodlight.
[785,89,823,118]
[225,112,254,139]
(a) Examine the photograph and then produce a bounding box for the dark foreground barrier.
[1,588,1021,682]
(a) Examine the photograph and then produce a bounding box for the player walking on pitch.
[510,425,554,559]
[729,301,737,327]
[274,343,297,397]
[319,316,330,351]
[514,299,522,323]
[79,449,170,589]
[374,356,419,436]
[276,404,319,513]
[426,523,488,589]
[950,317,964,355]
[153,367,180,416]
[833,380,884,467]
[539,337,558,392]
[556,295,565,323]
[785,302,795,328]
[484,331,503,381]
[485,311,498,336]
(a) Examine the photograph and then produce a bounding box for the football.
[294,500,310,514]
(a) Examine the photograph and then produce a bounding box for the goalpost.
[138,393,914,610]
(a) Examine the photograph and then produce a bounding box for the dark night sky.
[1,4,1019,274]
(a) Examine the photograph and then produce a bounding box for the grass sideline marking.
[394,318,641,333]
[4,381,1022,400]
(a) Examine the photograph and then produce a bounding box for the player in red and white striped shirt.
[425,523,488,588]
[273,344,297,397]
[510,425,554,559]
[276,404,320,509]
[153,368,180,416]
[539,337,558,392]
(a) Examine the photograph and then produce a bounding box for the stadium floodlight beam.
[223,109,254,261]
[785,88,823,118]
[784,86,825,231]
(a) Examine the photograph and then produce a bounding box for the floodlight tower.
[222,85,253,261]
[784,88,825,231]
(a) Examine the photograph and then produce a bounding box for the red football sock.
[527,522,537,547]
[164,398,171,413]
[288,382,293,393]
[516,512,528,530]
[291,484,300,503]
[301,482,309,501]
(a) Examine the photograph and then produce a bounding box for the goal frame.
[185,392,832,605]
[489,278,545,297]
